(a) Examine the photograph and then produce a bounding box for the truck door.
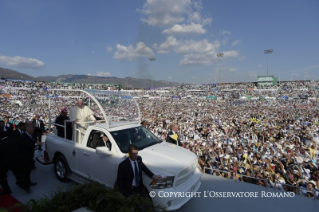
[77,129,100,181]
[78,129,121,187]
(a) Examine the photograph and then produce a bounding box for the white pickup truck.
[37,89,201,211]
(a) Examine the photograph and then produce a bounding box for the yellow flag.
[172,134,178,141]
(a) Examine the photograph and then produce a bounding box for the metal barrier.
[203,167,318,201]
[51,119,104,142]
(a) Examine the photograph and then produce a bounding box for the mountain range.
[0,67,180,88]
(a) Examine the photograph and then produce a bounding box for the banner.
[0,94,12,98]
[171,96,181,99]
[121,96,132,99]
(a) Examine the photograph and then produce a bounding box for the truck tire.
[54,156,70,182]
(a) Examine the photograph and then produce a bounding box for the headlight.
[150,176,174,189]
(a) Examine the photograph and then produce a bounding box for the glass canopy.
[45,89,141,130]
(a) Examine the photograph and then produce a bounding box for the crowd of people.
[0,117,44,195]
[1,79,319,199]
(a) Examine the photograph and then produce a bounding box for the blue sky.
[0,0,318,84]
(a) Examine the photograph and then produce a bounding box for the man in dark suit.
[0,121,5,132]
[55,108,72,140]
[117,144,162,197]
[0,131,30,195]
[10,122,26,138]
[166,124,183,146]
[32,115,45,150]
[2,117,13,136]
[20,125,43,186]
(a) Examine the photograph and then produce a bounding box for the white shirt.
[129,158,140,186]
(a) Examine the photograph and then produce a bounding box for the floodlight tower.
[217,53,224,83]
[264,49,273,76]
[149,57,156,88]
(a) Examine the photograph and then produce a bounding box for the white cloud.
[132,1,240,67]
[222,38,229,45]
[162,23,206,35]
[96,71,111,77]
[152,43,158,49]
[168,76,172,79]
[176,39,220,55]
[238,55,245,61]
[215,67,237,72]
[138,0,211,29]
[222,50,239,59]
[180,53,211,65]
[220,29,231,35]
[179,50,239,66]
[232,39,241,46]
[138,0,192,27]
[187,13,211,25]
[114,42,154,61]
[193,0,203,10]
[106,46,113,52]
[187,12,202,23]
[202,17,212,26]
[157,37,239,65]
[135,42,154,56]
[158,36,180,53]
[257,64,263,68]
[0,54,44,69]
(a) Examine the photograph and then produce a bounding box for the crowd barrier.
[203,167,318,201]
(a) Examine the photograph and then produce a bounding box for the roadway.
[3,143,318,212]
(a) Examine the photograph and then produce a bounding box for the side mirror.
[96,147,112,156]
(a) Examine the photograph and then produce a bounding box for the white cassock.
[69,105,96,142]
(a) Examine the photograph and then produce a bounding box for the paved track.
[3,138,318,212]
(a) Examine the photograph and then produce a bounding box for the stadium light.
[217,53,224,83]
[149,57,156,88]
[264,49,273,76]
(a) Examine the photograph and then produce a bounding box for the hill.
[0,67,179,88]
[37,74,179,88]
[0,67,37,81]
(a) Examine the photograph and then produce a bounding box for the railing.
[203,167,318,201]
[51,119,105,141]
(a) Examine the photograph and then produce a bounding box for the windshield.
[110,126,162,153]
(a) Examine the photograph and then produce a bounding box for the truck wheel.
[54,156,70,182]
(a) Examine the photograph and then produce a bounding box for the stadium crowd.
[1,79,319,199]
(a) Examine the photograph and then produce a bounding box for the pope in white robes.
[69,99,96,142]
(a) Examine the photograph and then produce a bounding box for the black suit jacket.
[20,133,37,161]
[55,114,72,139]
[32,119,45,131]
[3,122,13,136]
[117,156,154,196]
[166,130,183,146]
[0,137,26,167]
[10,129,24,138]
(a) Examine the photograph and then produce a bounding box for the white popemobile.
[37,89,201,211]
